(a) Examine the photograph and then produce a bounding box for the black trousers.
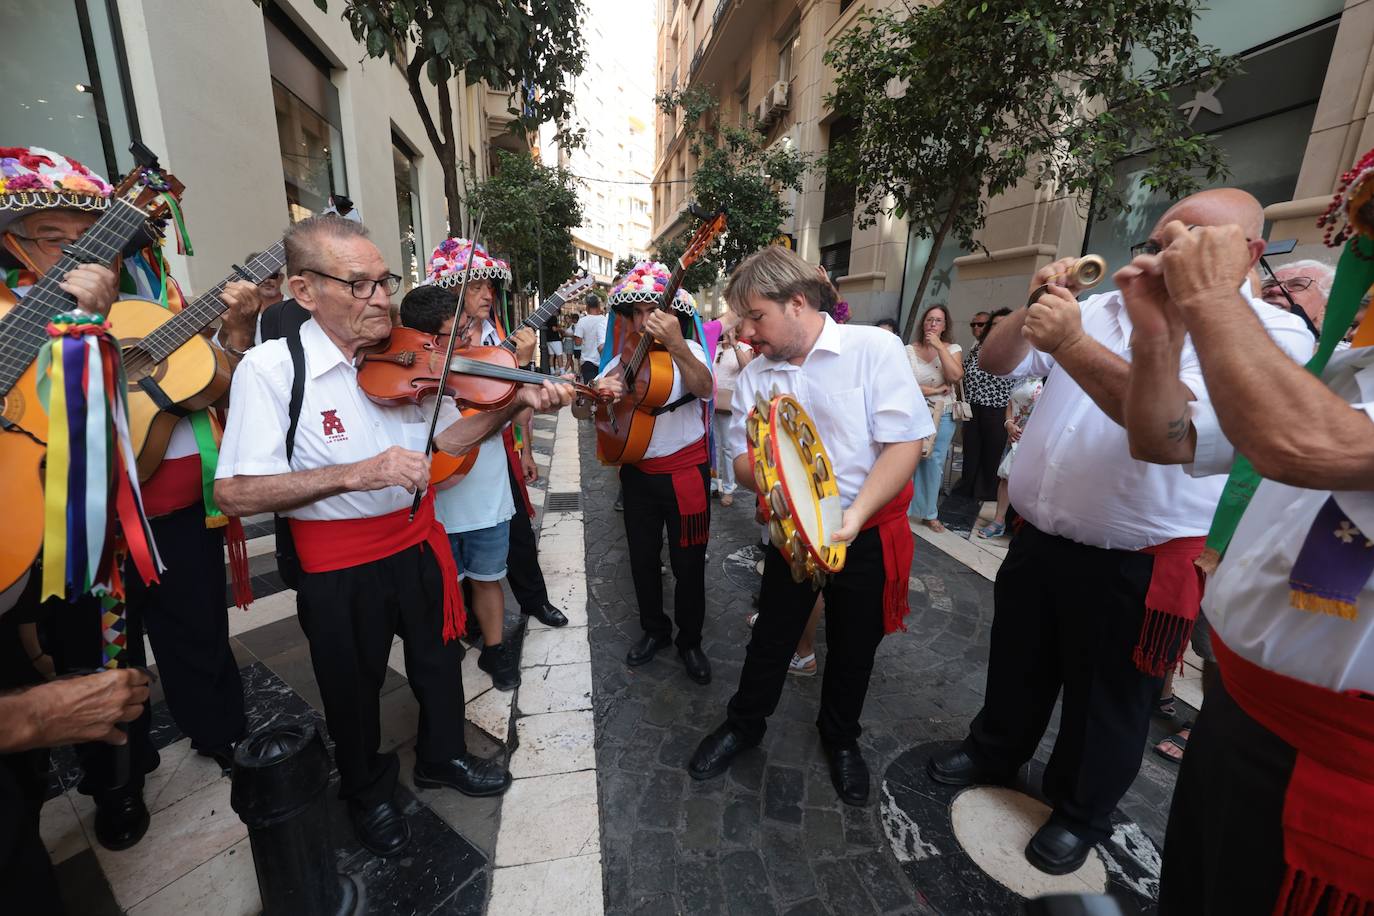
[619,461,709,650]
[504,458,549,613]
[727,528,887,747]
[953,402,1007,502]
[964,523,1165,843]
[295,543,467,808]
[126,505,245,751]
[1158,678,1294,915]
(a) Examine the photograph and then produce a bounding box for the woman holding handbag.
[906,304,963,531]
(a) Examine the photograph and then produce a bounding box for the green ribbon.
[188,410,226,524]
[160,191,194,257]
[1203,234,1374,562]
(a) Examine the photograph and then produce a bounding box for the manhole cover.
[545,492,582,512]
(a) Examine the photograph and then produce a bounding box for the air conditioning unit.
[769,80,791,111]
[756,95,773,124]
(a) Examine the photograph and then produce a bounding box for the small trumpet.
[1026,254,1107,307]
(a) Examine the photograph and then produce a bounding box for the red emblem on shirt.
[321,409,348,442]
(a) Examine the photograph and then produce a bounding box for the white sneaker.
[788,653,817,677]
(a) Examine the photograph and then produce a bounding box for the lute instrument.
[429,271,593,484]
[0,150,185,595]
[594,211,726,465]
[119,241,286,479]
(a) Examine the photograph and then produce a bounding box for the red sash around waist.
[1133,535,1207,677]
[862,481,915,635]
[1214,635,1374,915]
[636,437,710,546]
[288,490,466,642]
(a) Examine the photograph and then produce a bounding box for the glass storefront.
[393,135,423,289]
[273,80,346,223]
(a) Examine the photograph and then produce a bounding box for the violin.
[357,327,609,411]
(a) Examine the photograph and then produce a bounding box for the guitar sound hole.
[119,341,163,384]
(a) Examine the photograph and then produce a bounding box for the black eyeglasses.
[10,231,83,254]
[1261,276,1313,295]
[301,268,402,299]
[1130,240,1163,258]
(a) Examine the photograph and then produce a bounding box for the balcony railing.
[712,0,732,29]
[689,43,705,80]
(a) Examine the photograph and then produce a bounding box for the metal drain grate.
[545,491,582,512]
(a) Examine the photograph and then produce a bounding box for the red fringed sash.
[1133,536,1207,676]
[289,491,466,641]
[1214,636,1374,916]
[862,481,915,635]
[636,437,710,546]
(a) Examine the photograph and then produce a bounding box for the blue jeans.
[911,411,956,521]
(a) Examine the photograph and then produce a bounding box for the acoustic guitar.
[118,242,286,479]
[0,154,185,595]
[594,211,726,465]
[430,271,594,484]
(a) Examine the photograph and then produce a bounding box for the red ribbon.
[861,481,915,635]
[1133,536,1207,676]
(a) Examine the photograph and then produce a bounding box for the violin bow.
[409,210,485,521]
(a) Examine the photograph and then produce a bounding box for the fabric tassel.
[224,516,253,610]
[637,439,711,547]
[861,481,916,634]
[1134,536,1207,677]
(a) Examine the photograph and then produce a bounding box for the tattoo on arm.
[1166,410,1190,443]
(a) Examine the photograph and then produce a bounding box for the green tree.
[654,86,809,291]
[825,0,1240,341]
[466,149,582,296]
[613,255,639,278]
[290,0,587,231]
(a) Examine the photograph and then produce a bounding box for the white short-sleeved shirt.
[727,315,934,509]
[434,320,516,533]
[216,318,459,520]
[574,313,608,365]
[603,339,710,459]
[1005,287,1314,550]
[1187,346,1374,694]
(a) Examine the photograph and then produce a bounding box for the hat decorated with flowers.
[609,260,697,316]
[426,236,512,288]
[0,146,113,231]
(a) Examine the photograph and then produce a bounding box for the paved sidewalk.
[582,423,1182,915]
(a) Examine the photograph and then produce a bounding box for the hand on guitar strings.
[644,310,687,352]
[217,280,265,351]
[510,327,538,365]
[593,371,626,402]
[57,263,118,318]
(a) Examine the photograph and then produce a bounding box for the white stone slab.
[227,589,297,639]
[510,710,595,779]
[466,680,514,742]
[911,521,1000,582]
[226,534,275,563]
[950,787,1107,898]
[87,776,247,910]
[463,644,495,700]
[126,837,259,916]
[489,853,605,916]
[149,739,228,816]
[518,663,593,715]
[39,791,87,865]
[520,626,591,668]
[494,770,600,867]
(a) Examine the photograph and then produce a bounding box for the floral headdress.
[608,260,696,316]
[0,146,113,231]
[426,236,512,288]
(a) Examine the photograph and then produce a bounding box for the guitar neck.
[0,199,151,396]
[499,289,569,354]
[137,241,286,363]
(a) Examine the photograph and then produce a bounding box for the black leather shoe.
[1025,821,1093,875]
[679,647,712,685]
[825,744,870,806]
[926,748,1015,787]
[94,789,150,851]
[524,602,569,628]
[688,724,756,781]
[196,743,237,775]
[413,754,513,797]
[626,632,671,666]
[478,642,521,691]
[348,799,411,857]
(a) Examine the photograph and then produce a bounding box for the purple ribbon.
[1288,496,1374,619]
[62,338,89,592]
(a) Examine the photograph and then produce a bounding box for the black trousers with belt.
[295,542,467,808]
[619,461,709,650]
[727,527,887,747]
[963,522,1167,843]
[504,458,550,614]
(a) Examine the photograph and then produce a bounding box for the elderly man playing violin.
[214,215,574,858]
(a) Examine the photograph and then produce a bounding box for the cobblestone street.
[581,422,1183,915]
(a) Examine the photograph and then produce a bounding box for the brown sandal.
[1152,723,1192,764]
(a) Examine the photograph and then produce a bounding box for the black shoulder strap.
[285,328,306,463]
[650,393,698,416]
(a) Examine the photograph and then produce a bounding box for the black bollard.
[230,723,357,916]
[1024,893,1131,916]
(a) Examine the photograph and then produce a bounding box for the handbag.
[951,379,974,422]
[715,387,733,414]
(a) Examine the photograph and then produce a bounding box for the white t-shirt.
[714,341,753,392]
[1004,286,1313,551]
[603,339,710,459]
[727,315,934,509]
[1188,346,1374,694]
[434,320,516,533]
[574,313,608,365]
[216,318,460,520]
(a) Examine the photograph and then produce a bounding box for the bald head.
[1154,188,1265,239]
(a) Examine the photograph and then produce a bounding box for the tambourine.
[746,390,846,588]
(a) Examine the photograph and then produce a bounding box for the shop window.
[393,133,423,290]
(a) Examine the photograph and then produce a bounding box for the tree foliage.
[613,255,639,278]
[653,86,810,292]
[304,0,586,229]
[466,149,582,295]
[824,0,1240,340]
